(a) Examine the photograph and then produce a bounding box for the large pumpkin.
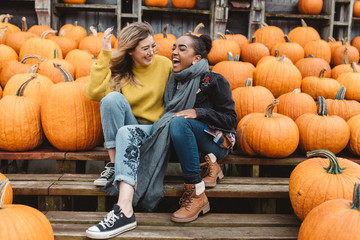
[295,55,331,78]
[241,36,270,66]
[289,149,360,221]
[225,29,249,50]
[144,0,169,7]
[337,62,360,101]
[277,89,317,121]
[332,40,359,66]
[326,86,360,121]
[78,26,102,58]
[0,179,54,240]
[257,49,292,67]
[154,27,176,60]
[347,113,360,157]
[271,35,304,64]
[41,65,102,151]
[236,99,299,158]
[295,97,350,154]
[0,78,44,151]
[207,33,240,65]
[59,21,87,44]
[232,78,275,123]
[251,22,285,51]
[65,49,94,70]
[0,29,18,72]
[47,29,78,57]
[304,39,331,64]
[298,0,323,14]
[212,52,254,90]
[254,55,302,98]
[331,49,355,79]
[171,0,196,8]
[287,19,321,48]
[153,24,176,41]
[0,173,12,204]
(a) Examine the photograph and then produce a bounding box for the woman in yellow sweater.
[85,22,172,239]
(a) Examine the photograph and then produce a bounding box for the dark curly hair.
[186,34,212,59]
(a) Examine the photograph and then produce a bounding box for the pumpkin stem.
[317,96,327,116]
[227,52,234,61]
[225,29,234,35]
[261,21,268,27]
[293,88,301,93]
[341,38,346,45]
[274,49,280,57]
[41,30,57,39]
[54,48,60,59]
[284,35,291,42]
[234,55,240,61]
[217,32,227,40]
[278,55,285,62]
[265,99,279,118]
[16,74,37,96]
[97,23,104,33]
[193,23,204,34]
[351,62,358,73]
[319,67,327,78]
[350,182,360,211]
[308,54,315,58]
[343,47,349,64]
[3,14,13,23]
[0,27,7,41]
[74,21,78,26]
[327,36,336,42]
[53,63,74,82]
[59,29,66,37]
[0,15,6,23]
[335,86,346,100]
[245,78,253,87]
[21,17,28,32]
[306,149,345,174]
[20,55,45,64]
[250,36,256,43]
[162,24,169,38]
[89,26,97,36]
[301,18,307,27]
[0,179,10,208]
[28,63,40,73]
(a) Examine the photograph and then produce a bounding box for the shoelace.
[99,210,120,229]
[179,189,194,208]
[100,166,114,179]
[200,160,214,178]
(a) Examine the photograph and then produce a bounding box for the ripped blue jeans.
[100,92,152,187]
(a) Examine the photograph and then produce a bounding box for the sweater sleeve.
[84,49,112,101]
[195,74,237,130]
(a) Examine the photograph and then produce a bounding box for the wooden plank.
[46,212,301,227]
[11,181,54,195]
[65,148,109,161]
[6,174,63,181]
[59,174,99,181]
[51,224,299,239]
[0,149,65,160]
[49,181,108,196]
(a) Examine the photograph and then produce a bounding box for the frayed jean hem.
[104,141,116,149]
[113,175,137,191]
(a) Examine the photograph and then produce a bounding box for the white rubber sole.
[86,221,137,239]
[93,179,107,187]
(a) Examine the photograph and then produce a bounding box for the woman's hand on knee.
[173,109,197,119]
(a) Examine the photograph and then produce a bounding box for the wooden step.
[46,211,300,240]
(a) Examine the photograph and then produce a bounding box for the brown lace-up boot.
[171,181,210,223]
[200,153,224,187]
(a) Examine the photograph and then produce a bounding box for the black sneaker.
[86,204,137,239]
[93,162,115,187]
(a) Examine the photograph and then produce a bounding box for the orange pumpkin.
[289,149,360,221]
[254,55,302,98]
[332,40,359,66]
[251,22,285,50]
[59,21,87,44]
[0,173,12,204]
[271,35,304,64]
[154,27,176,60]
[241,36,270,66]
[326,86,360,121]
[295,55,331,78]
[232,78,275,123]
[27,24,54,37]
[47,29,78,57]
[154,24,176,42]
[277,89,317,121]
[0,30,18,72]
[236,99,299,158]
[337,62,360,101]
[287,19,321,48]
[348,114,360,157]
[171,0,196,8]
[225,29,249,50]
[301,68,340,99]
[0,14,21,35]
[207,33,240,65]
[78,26,102,58]
[65,49,95,70]
[63,0,86,3]
[304,39,331,63]
[354,1,360,17]
[351,35,360,54]
[212,53,254,90]
[0,179,54,240]
[331,48,356,79]
[75,58,97,79]
[257,49,292,66]
[0,78,44,151]
[298,0,323,14]
[295,97,350,154]
[144,0,169,7]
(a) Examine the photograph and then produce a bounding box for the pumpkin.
[301,68,340,99]
[154,24,176,41]
[326,86,360,121]
[0,179,54,240]
[3,73,54,105]
[225,29,249,50]
[0,86,2,99]
[65,49,95,70]
[287,19,321,48]
[295,97,350,154]
[354,1,360,17]
[331,48,356,79]
[47,29,78,57]
[27,24,54,37]
[254,55,302,98]
[232,78,275,123]
[257,49,292,66]
[271,35,304,64]
[298,0,323,14]
[347,113,360,157]
[251,22,285,51]
[236,99,299,157]
[241,36,270,66]
[332,39,359,66]
[4,17,39,54]
[304,39,331,63]
[328,36,350,57]
[0,173,12,204]
[351,35,360,54]
[337,62,360,101]
[75,58,97,79]
[0,14,21,34]
[289,149,360,221]
[0,55,44,88]
[41,65,102,151]
[0,29,18,73]
[63,0,86,3]
[212,52,254,90]
[277,89,317,121]
[144,0,169,7]
[207,32,240,65]
[79,26,102,58]
[154,27,176,60]
[295,55,331,78]
[171,0,196,9]
[59,21,87,44]
[19,30,63,65]
[89,25,117,49]
[0,77,44,151]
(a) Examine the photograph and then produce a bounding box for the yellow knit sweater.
[84,50,172,123]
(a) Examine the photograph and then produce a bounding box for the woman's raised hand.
[102,27,114,51]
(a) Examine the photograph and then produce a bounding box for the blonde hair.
[109,22,154,91]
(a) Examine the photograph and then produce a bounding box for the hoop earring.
[192,61,196,65]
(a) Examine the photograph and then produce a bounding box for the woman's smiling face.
[129,35,156,66]
[171,36,200,72]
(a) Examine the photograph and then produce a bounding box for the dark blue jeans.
[169,117,230,184]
